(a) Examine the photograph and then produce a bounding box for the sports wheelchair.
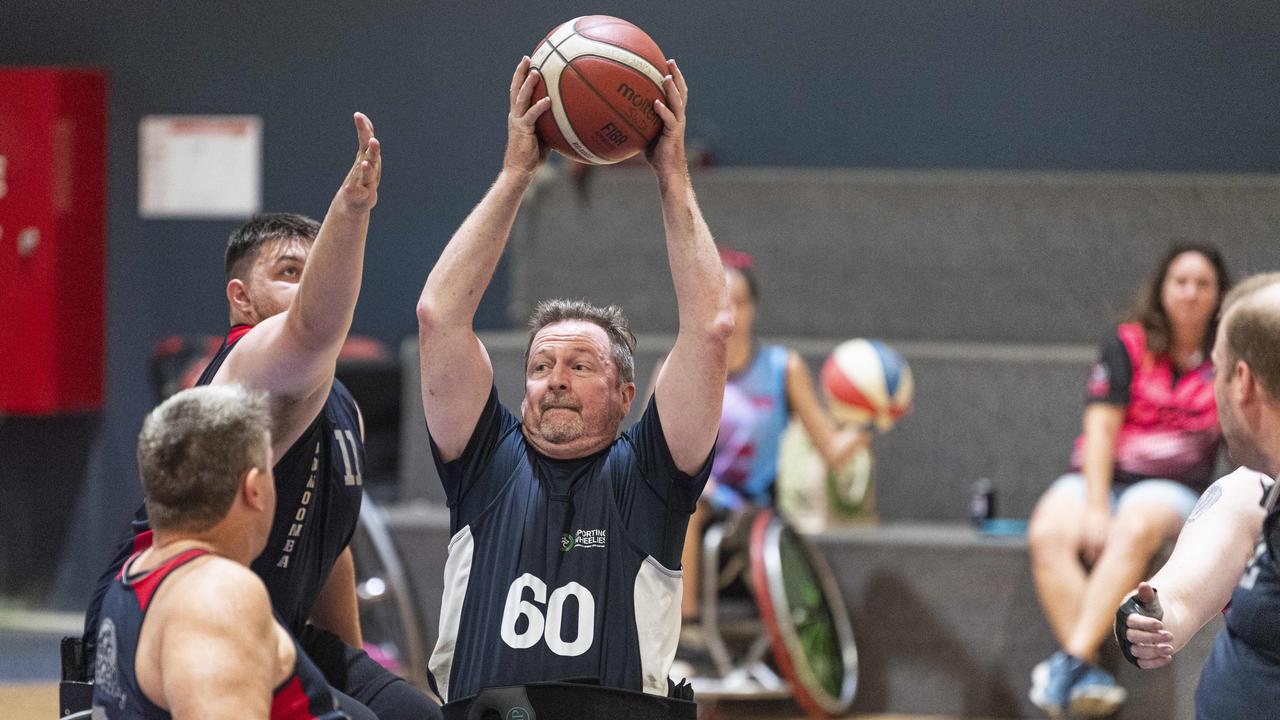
[678,508,858,719]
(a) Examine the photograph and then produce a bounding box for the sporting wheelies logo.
[560,528,607,552]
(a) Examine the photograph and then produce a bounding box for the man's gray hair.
[137,384,271,533]
[1221,272,1280,401]
[526,299,637,385]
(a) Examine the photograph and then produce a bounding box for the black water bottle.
[969,478,996,526]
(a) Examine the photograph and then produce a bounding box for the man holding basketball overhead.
[417,55,730,713]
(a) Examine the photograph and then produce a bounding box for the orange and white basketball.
[529,16,668,165]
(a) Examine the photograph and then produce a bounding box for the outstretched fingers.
[653,96,676,126]
[668,59,688,103]
[354,112,374,153]
[348,114,380,187]
[510,56,531,110]
[357,137,381,188]
[514,68,542,116]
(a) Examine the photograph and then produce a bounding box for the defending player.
[1116,274,1280,718]
[92,384,354,720]
[84,114,440,719]
[416,56,731,709]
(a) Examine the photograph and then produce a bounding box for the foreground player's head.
[719,248,759,342]
[137,384,275,557]
[1138,243,1231,357]
[521,299,637,459]
[1213,272,1280,474]
[225,213,321,325]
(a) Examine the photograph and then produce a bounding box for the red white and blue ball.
[820,338,913,432]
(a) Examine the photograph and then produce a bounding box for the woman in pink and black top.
[1027,244,1231,719]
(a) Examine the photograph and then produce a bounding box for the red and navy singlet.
[91,549,347,719]
[86,325,364,638]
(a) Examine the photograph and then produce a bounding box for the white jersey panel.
[634,555,682,695]
[429,525,475,702]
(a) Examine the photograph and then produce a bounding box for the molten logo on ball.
[617,83,661,127]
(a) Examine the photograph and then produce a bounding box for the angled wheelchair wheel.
[350,498,430,688]
[748,509,857,718]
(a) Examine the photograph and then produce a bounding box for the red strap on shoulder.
[227,324,254,345]
[131,548,212,612]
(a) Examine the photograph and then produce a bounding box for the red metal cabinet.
[0,68,106,414]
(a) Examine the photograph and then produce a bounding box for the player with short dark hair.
[416,57,731,712]
[93,384,354,720]
[84,114,441,720]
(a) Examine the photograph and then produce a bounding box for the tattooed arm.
[1120,468,1271,667]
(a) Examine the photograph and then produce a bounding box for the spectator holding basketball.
[416,51,729,715]
[678,249,868,624]
[1027,244,1231,718]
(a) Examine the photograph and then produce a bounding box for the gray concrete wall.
[512,169,1280,343]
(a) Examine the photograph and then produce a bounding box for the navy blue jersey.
[92,549,346,719]
[86,325,364,638]
[1196,477,1280,719]
[427,387,711,703]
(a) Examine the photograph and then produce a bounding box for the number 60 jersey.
[427,386,711,703]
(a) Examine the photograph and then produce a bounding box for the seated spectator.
[1027,243,1231,718]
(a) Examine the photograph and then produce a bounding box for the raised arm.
[648,60,735,474]
[417,58,551,461]
[217,113,381,450]
[157,562,277,720]
[1121,468,1268,668]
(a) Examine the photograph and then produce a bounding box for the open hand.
[337,112,381,214]
[504,56,552,175]
[645,59,688,177]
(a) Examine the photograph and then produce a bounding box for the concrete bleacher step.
[510,167,1280,344]
[399,333,1093,522]
[382,504,1215,720]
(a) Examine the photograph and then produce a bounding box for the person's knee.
[1107,508,1177,555]
[1028,498,1081,557]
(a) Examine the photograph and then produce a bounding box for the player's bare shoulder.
[162,555,272,626]
[1186,467,1271,527]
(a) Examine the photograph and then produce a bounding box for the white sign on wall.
[139,115,262,219]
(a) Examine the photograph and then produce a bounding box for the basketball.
[529,16,668,165]
[820,338,914,432]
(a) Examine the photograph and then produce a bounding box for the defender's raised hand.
[646,59,688,177]
[337,112,381,213]
[505,56,552,176]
